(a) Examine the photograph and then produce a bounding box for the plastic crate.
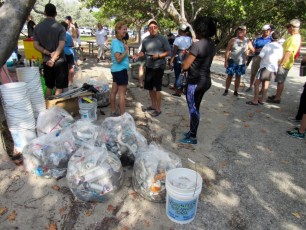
[23,38,43,61]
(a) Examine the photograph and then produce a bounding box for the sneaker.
[183,131,191,138]
[110,111,120,117]
[179,137,197,144]
[287,116,301,122]
[223,90,228,96]
[245,87,252,92]
[233,91,239,96]
[287,130,305,140]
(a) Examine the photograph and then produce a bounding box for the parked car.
[79,27,92,36]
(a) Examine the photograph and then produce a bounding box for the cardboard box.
[46,92,93,117]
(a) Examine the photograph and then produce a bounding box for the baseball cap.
[178,23,188,31]
[148,19,158,27]
[65,16,72,21]
[262,24,271,30]
[237,25,246,30]
[288,19,300,28]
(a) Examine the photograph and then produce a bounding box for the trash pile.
[22,108,182,203]
[132,143,182,202]
[66,145,123,202]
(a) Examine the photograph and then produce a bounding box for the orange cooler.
[23,38,43,61]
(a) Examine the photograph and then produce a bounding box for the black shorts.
[144,67,164,91]
[43,58,68,89]
[65,54,74,68]
[111,69,128,85]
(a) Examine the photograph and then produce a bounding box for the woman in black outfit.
[180,16,216,144]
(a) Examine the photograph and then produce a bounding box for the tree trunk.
[0,0,36,67]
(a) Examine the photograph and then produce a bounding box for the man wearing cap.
[137,25,150,88]
[223,25,254,96]
[33,3,68,96]
[245,24,271,92]
[267,19,302,104]
[135,19,171,117]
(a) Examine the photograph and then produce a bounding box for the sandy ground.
[0,50,305,230]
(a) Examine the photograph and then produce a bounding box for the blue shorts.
[111,69,128,85]
[226,59,246,76]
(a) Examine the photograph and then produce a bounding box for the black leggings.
[186,77,211,138]
[296,83,306,120]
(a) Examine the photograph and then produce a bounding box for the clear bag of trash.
[66,145,123,202]
[71,120,99,148]
[73,67,89,88]
[36,106,74,136]
[23,128,77,178]
[98,112,147,166]
[89,70,110,107]
[132,143,182,202]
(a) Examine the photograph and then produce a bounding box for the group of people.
[222,19,304,140]
[32,3,304,143]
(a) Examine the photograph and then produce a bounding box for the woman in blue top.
[61,21,75,85]
[110,21,129,116]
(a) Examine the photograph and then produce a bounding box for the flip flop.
[258,101,265,105]
[266,99,281,104]
[151,110,162,117]
[246,101,258,106]
[142,106,155,112]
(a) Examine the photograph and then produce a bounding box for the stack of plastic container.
[16,67,46,118]
[0,82,36,152]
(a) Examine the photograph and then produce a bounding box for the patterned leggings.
[186,77,211,138]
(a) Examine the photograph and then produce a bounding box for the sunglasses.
[149,26,158,30]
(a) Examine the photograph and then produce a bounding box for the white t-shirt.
[95,29,107,45]
[259,42,283,72]
[173,35,192,50]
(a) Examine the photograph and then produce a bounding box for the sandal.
[151,110,162,117]
[246,101,258,106]
[142,106,155,112]
[266,98,281,104]
[258,100,265,105]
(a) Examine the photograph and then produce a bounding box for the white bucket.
[9,128,37,152]
[165,168,203,224]
[78,98,97,121]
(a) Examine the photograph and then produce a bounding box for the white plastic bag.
[132,143,182,202]
[36,106,74,136]
[66,145,123,202]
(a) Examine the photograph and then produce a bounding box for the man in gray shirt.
[33,3,68,97]
[136,19,171,117]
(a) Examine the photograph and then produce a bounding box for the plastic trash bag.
[36,106,74,136]
[98,112,147,166]
[71,120,99,148]
[23,128,77,178]
[66,145,123,202]
[89,70,110,107]
[132,143,182,202]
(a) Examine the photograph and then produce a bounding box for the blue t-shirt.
[64,32,73,55]
[253,36,271,55]
[111,39,129,72]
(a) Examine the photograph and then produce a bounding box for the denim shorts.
[226,59,246,76]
